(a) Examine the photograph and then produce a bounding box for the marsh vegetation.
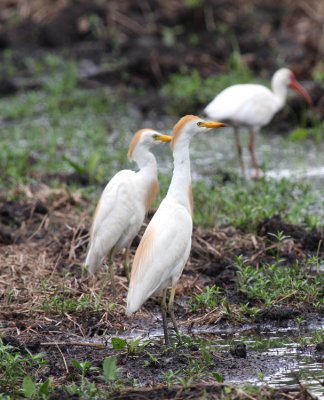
[0,1,323,399]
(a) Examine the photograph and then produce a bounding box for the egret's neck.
[167,140,192,214]
[134,150,157,180]
[271,80,288,109]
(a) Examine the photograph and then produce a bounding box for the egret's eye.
[152,134,159,140]
[197,122,204,127]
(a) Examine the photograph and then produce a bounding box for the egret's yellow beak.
[153,134,172,142]
[197,121,227,129]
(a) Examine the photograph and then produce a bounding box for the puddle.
[189,128,324,180]
[203,325,324,398]
[100,318,324,398]
[265,166,324,180]
[261,343,323,398]
[204,332,321,397]
[123,113,324,186]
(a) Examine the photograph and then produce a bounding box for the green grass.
[189,176,322,229]
[160,50,260,115]
[38,284,116,315]
[189,286,222,312]
[1,51,323,234]
[0,338,49,397]
[236,259,323,308]
[0,84,130,188]
[0,53,132,189]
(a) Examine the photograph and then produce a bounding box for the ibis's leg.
[161,288,170,346]
[234,128,245,177]
[168,287,179,335]
[123,248,130,283]
[248,130,260,178]
[108,248,116,296]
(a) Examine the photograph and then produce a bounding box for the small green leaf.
[111,337,127,350]
[212,372,224,382]
[23,376,36,398]
[288,128,309,141]
[63,155,87,175]
[71,359,82,370]
[39,378,51,395]
[103,356,117,382]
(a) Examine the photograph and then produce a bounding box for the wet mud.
[0,190,323,398]
[1,2,323,398]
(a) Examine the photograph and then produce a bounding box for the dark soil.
[0,1,323,397]
[257,215,324,253]
[1,0,322,78]
[0,0,323,118]
[0,190,323,398]
[1,328,321,399]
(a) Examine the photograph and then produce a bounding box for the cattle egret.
[85,129,172,290]
[126,115,226,345]
[204,68,312,177]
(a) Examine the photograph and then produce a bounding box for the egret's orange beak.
[289,78,312,107]
[153,134,172,143]
[197,121,227,129]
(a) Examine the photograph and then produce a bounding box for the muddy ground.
[0,0,323,398]
[0,186,323,398]
[0,0,323,119]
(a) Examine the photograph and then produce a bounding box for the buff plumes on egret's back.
[84,129,172,290]
[204,68,312,177]
[126,115,226,345]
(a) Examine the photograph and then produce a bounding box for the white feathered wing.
[85,170,141,274]
[126,198,192,315]
[204,84,281,128]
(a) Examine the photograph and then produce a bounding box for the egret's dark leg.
[108,248,117,296]
[234,127,245,177]
[161,288,170,345]
[168,287,179,335]
[248,129,260,178]
[123,248,130,284]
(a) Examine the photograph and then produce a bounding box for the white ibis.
[204,68,312,177]
[126,115,226,345]
[85,129,172,290]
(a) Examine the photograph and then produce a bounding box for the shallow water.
[152,124,324,222]
[189,128,324,182]
[113,318,324,398]
[138,113,324,189]
[208,327,324,399]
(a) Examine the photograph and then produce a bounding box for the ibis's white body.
[203,68,311,176]
[204,83,284,129]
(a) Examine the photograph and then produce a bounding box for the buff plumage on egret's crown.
[126,115,226,345]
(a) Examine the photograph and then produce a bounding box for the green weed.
[40,289,113,314]
[0,338,48,397]
[189,177,322,229]
[22,376,53,399]
[161,53,254,114]
[189,286,221,312]
[0,53,130,189]
[236,261,323,307]
[102,356,119,382]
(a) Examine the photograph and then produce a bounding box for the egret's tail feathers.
[126,308,133,317]
[126,290,143,317]
[85,246,104,276]
[126,304,138,317]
